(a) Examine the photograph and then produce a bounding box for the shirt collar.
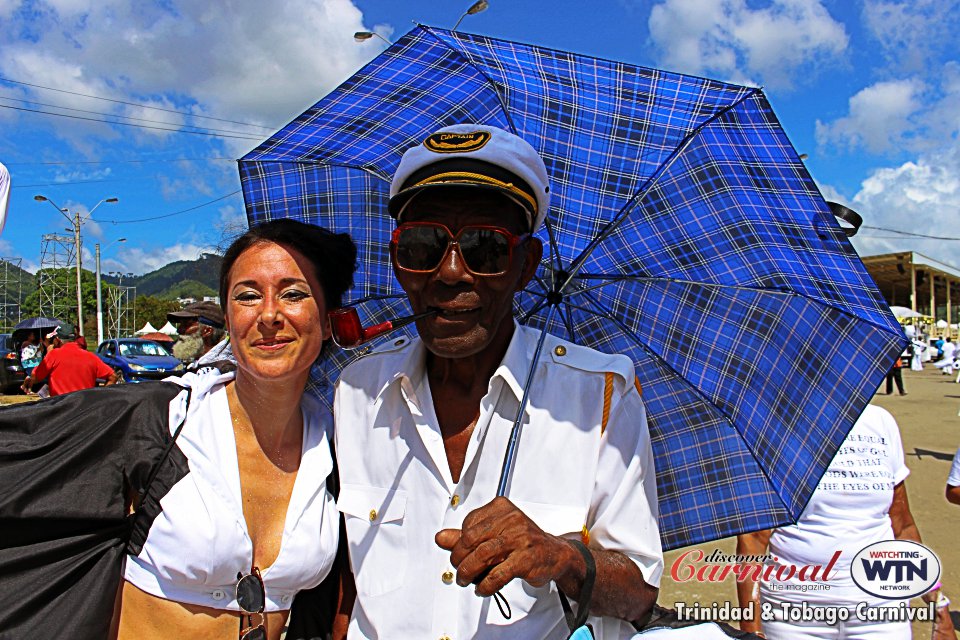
[377,320,540,406]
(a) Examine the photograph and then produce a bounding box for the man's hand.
[20,376,32,394]
[435,496,582,598]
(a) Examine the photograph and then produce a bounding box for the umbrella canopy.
[13,317,63,335]
[239,26,906,549]
[134,322,159,336]
[158,321,179,336]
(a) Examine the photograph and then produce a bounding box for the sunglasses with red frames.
[391,222,529,276]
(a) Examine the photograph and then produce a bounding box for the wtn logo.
[852,541,940,599]
[860,558,927,583]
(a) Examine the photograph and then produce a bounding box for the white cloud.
[815,65,960,155]
[862,0,960,73]
[0,0,21,20]
[0,0,385,140]
[647,0,848,89]
[111,241,213,274]
[815,80,924,154]
[846,145,960,268]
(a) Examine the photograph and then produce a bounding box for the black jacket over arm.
[0,383,189,638]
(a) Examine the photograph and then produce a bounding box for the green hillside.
[102,253,222,299]
[0,258,38,301]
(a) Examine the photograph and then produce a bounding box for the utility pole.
[73,211,83,331]
[34,195,118,336]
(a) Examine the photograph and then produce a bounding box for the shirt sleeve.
[585,379,663,588]
[94,356,115,379]
[948,447,960,488]
[880,407,910,485]
[31,353,51,380]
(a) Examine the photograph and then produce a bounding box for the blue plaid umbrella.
[238,26,905,550]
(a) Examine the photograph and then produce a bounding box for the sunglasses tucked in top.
[392,222,529,276]
[237,567,266,640]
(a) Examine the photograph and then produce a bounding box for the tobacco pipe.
[328,306,437,349]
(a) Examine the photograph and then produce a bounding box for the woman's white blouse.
[123,369,338,612]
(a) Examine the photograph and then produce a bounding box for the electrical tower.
[37,233,77,324]
[0,257,23,332]
[106,285,136,339]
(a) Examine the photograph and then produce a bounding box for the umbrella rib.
[571,289,796,516]
[560,302,576,343]
[561,88,763,292]
[421,26,519,134]
[341,293,409,306]
[245,158,393,184]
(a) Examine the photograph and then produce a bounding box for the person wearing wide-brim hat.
[168,300,226,363]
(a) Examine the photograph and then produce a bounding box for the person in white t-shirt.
[947,446,960,506]
[736,405,956,639]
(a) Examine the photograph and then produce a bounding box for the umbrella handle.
[496,305,558,497]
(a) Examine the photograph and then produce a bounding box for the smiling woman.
[115,221,357,640]
[0,220,357,640]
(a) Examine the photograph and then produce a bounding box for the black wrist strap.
[558,540,596,633]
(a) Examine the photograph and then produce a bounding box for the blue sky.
[0,0,957,275]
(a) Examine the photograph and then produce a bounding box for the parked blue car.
[97,338,185,383]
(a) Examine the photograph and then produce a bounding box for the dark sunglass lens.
[243,627,267,640]
[459,228,511,274]
[236,574,265,613]
[396,226,449,271]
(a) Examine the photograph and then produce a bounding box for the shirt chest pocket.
[338,485,408,597]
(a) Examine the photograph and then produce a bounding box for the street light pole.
[452,0,488,30]
[96,238,126,346]
[72,210,83,333]
[34,195,119,336]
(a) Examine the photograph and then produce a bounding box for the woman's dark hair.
[219,219,357,316]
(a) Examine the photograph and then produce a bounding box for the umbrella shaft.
[496,305,558,497]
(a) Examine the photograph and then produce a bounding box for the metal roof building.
[862,251,960,336]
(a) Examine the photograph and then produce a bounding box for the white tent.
[159,321,179,335]
[889,305,926,319]
[135,322,159,335]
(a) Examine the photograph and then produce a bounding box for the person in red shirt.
[21,324,117,396]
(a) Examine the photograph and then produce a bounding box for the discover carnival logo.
[851,540,941,599]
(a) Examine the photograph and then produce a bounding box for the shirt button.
[281,594,291,604]
[450,494,460,507]
[369,509,378,521]
[554,345,567,356]
[211,589,225,601]
[442,570,455,584]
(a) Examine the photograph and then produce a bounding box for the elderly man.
[21,324,117,395]
[333,125,662,639]
[167,300,225,364]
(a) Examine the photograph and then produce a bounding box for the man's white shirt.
[335,322,662,640]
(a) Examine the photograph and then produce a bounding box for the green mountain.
[102,253,222,300]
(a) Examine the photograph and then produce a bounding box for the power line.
[0,103,264,140]
[0,93,265,137]
[14,178,131,188]
[861,225,960,241]
[4,157,234,165]
[99,191,243,224]
[0,75,277,130]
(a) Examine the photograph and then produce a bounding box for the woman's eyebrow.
[231,277,309,289]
